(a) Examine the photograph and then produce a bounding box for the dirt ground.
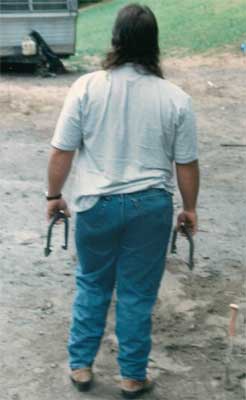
[0,53,246,400]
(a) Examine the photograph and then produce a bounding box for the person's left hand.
[46,197,71,222]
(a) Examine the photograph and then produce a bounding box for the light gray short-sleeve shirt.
[51,64,198,212]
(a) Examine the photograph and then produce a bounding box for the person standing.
[46,4,199,399]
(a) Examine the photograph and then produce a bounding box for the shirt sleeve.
[51,80,83,151]
[174,96,198,164]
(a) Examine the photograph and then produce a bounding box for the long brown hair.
[102,3,164,79]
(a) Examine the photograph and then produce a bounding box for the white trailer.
[0,1,78,60]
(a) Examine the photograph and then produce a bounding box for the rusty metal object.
[170,223,195,270]
[44,211,69,257]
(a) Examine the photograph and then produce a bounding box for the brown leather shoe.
[70,368,93,392]
[121,378,154,399]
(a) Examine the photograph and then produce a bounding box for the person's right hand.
[177,210,198,235]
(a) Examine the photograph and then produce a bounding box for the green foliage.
[73,0,246,59]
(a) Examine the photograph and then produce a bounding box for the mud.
[0,53,245,400]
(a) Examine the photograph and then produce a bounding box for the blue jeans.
[68,188,173,381]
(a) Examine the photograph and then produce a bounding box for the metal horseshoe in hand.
[44,211,69,257]
[170,223,195,270]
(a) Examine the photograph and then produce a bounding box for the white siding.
[0,14,77,55]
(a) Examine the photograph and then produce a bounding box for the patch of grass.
[73,0,246,60]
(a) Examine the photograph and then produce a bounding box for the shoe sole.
[121,383,154,399]
[70,377,92,392]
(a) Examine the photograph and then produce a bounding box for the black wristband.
[46,193,62,201]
